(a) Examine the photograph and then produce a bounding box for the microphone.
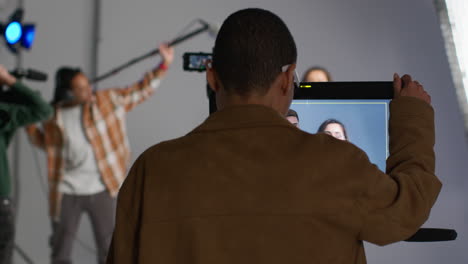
[10,68,48,82]
[198,19,220,38]
[404,228,457,242]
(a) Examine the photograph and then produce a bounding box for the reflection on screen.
[291,99,390,172]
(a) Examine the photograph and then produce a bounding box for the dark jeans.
[0,197,14,264]
[51,191,116,264]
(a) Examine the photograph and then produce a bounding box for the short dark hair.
[213,8,297,96]
[302,66,332,82]
[317,119,348,140]
[287,109,299,121]
[51,67,82,105]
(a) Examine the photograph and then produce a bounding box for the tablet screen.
[292,82,393,172]
[290,99,390,171]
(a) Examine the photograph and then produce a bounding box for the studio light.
[21,24,35,49]
[5,21,22,45]
[0,8,36,54]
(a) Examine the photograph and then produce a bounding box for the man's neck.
[219,91,285,116]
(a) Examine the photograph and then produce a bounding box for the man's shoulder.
[298,131,364,156]
[140,128,362,161]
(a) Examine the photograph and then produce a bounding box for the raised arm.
[357,74,441,245]
[112,43,174,112]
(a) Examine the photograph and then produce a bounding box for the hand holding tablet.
[393,73,432,104]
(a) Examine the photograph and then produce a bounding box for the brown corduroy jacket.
[107,96,441,264]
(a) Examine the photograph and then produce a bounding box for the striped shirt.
[26,67,165,220]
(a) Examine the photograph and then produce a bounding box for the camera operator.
[0,64,52,264]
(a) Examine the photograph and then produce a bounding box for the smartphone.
[183,52,212,72]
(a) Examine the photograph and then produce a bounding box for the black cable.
[13,244,34,264]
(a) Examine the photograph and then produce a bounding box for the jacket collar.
[190,104,294,134]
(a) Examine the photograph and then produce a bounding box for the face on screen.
[286,116,299,127]
[291,99,390,171]
[323,123,346,141]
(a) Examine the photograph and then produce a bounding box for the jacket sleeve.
[0,82,52,132]
[356,96,442,246]
[109,66,168,112]
[107,152,147,264]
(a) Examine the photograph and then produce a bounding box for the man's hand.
[0,65,16,86]
[393,73,431,105]
[159,43,174,67]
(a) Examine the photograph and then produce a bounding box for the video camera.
[1,67,48,103]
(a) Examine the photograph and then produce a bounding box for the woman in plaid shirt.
[26,43,174,264]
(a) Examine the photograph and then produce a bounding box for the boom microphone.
[10,68,48,82]
[93,19,217,83]
[197,19,220,38]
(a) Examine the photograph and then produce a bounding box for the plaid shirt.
[26,67,165,220]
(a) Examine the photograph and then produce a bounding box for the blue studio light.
[21,24,35,49]
[5,21,22,45]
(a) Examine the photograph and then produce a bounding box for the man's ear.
[281,63,296,96]
[206,61,220,93]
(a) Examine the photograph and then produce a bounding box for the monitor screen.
[290,99,390,171]
[292,82,393,172]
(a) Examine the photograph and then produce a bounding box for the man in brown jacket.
[107,8,441,264]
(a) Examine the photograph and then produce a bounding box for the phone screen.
[183,53,213,72]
